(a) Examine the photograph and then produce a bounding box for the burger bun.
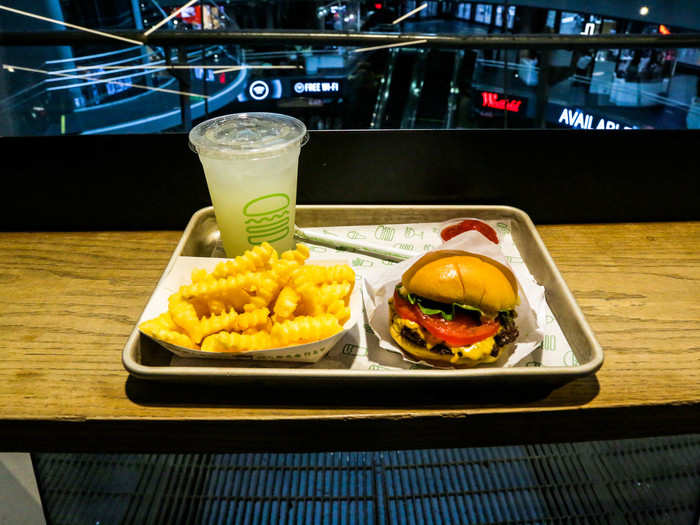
[401,251,518,313]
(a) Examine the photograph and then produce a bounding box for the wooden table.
[1,207,698,452]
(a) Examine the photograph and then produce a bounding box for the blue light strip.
[45,45,143,64]
[81,68,248,134]
[74,79,178,114]
[46,68,165,90]
[54,50,162,74]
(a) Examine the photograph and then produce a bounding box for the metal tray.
[122,205,603,387]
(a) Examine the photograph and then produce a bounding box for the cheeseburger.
[389,252,519,367]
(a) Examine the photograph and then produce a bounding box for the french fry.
[139,243,355,354]
[168,292,204,343]
[211,241,277,279]
[273,286,301,322]
[280,243,310,263]
[197,307,270,344]
[139,312,199,349]
[270,314,342,346]
[201,330,274,353]
[326,299,351,325]
[290,264,356,289]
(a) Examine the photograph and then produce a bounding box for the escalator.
[370,48,422,129]
[413,49,457,128]
[372,48,472,129]
[446,50,466,128]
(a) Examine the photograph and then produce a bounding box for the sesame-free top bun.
[402,252,518,313]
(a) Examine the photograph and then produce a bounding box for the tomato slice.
[441,219,499,244]
[393,291,420,323]
[416,309,500,346]
[393,290,499,346]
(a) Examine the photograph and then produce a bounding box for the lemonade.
[189,113,307,256]
[199,149,299,255]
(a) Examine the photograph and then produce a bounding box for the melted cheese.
[449,336,498,364]
[390,315,499,365]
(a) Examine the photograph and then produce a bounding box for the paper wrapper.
[137,256,361,363]
[362,222,545,368]
[140,218,578,370]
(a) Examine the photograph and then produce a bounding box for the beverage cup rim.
[189,112,308,159]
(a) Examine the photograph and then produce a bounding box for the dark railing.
[2,29,700,49]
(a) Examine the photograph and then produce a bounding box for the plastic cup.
[189,112,307,257]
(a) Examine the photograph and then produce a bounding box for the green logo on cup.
[244,193,291,244]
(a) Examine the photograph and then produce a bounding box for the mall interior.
[0,1,699,524]
[1,0,700,136]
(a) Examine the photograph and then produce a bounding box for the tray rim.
[122,205,604,381]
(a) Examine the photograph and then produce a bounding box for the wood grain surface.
[0,210,698,451]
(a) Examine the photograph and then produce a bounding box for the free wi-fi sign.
[248,80,270,100]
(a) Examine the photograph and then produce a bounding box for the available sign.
[291,79,342,97]
[554,106,637,129]
[479,91,525,113]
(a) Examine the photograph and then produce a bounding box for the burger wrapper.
[362,226,545,368]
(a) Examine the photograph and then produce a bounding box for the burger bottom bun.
[388,309,513,369]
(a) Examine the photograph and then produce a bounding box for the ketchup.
[440,219,499,244]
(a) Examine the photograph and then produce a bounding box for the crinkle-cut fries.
[139,243,355,353]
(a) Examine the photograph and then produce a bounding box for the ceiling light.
[0,4,142,45]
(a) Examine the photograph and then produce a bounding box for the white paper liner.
[141,218,578,370]
[138,256,360,363]
[361,226,544,368]
[297,219,575,370]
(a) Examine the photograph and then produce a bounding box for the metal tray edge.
[123,205,604,382]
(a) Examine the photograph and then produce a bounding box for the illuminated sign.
[292,80,341,97]
[238,79,282,102]
[194,68,220,83]
[479,91,524,113]
[177,6,200,25]
[106,78,132,96]
[580,22,597,35]
[556,107,635,129]
[248,80,270,101]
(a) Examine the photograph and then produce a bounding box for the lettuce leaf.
[417,302,454,320]
[404,291,451,320]
[454,303,484,315]
[398,285,508,321]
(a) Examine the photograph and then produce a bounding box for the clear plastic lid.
[189,112,308,159]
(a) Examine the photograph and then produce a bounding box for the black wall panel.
[1,129,697,230]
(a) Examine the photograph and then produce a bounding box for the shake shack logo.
[243,193,290,244]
